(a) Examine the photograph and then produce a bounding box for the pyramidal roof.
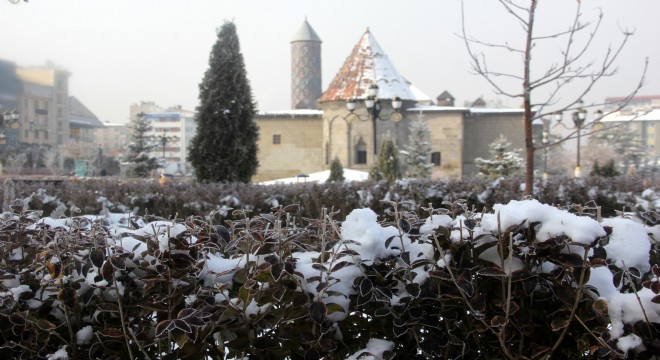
[320,29,417,102]
[291,18,321,43]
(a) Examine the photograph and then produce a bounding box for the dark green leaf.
[89,249,105,268]
[549,253,583,267]
[384,236,395,249]
[613,272,623,288]
[627,267,641,279]
[331,261,351,272]
[398,219,411,233]
[309,301,326,324]
[270,262,284,281]
[359,277,373,297]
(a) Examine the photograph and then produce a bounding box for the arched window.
[355,137,367,164]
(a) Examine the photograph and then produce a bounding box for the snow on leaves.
[0,197,657,359]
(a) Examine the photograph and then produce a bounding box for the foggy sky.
[1,0,658,123]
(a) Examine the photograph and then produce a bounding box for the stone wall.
[254,113,324,181]
[462,111,525,177]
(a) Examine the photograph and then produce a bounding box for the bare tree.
[462,0,647,195]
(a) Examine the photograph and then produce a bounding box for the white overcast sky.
[1,0,658,123]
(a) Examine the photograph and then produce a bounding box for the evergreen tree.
[124,112,159,177]
[589,160,601,177]
[590,159,620,177]
[327,157,345,182]
[368,163,382,182]
[474,135,523,179]
[402,118,432,179]
[188,21,259,183]
[378,136,401,184]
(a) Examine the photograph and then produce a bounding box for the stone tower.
[291,19,322,109]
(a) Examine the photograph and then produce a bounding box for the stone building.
[254,21,526,182]
[598,100,660,170]
[66,96,105,160]
[94,121,129,158]
[15,65,71,149]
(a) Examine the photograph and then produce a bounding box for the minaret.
[290,18,322,109]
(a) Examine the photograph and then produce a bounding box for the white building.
[143,108,196,175]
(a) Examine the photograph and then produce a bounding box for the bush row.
[0,197,658,359]
[1,175,654,222]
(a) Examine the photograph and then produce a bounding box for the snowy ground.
[260,169,369,185]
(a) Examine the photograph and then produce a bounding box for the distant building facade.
[253,23,526,182]
[66,96,105,160]
[0,60,108,170]
[142,106,197,175]
[15,65,71,150]
[599,99,660,169]
[94,122,129,158]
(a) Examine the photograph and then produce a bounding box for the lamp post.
[346,84,403,156]
[553,102,604,177]
[157,129,179,169]
[554,100,601,178]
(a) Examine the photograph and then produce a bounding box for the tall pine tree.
[124,112,160,177]
[188,21,259,183]
[403,118,432,179]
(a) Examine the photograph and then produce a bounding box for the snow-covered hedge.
[2,175,652,222]
[0,198,657,359]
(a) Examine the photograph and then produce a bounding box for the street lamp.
[157,129,179,166]
[346,84,403,156]
[554,99,594,177]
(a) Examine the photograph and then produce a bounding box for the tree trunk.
[523,0,538,196]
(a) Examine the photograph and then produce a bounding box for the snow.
[601,217,652,273]
[481,199,606,244]
[260,169,368,185]
[46,347,69,360]
[616,333,643,352]
[345,338,394,360]
[0,284,31,302]
[0,189,656,357]
[76,325,94,345]
[258,109,323,116]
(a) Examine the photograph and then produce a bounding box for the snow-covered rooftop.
[599,108,660,122]
[319,29,421,102]
[257,109,323,116]
[406,106,523,114]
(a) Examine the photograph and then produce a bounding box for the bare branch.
[498,0,530,29]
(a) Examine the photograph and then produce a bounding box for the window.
[431,152,441,166]
[273,134,281,144]
[355,137,367,164]
[356,150,367,164]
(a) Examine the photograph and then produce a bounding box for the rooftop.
[291,19,322,43]
[319,29,421,102]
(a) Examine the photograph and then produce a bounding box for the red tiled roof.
[319,29,417,102]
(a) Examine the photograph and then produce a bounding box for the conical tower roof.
[320,29,417,102]
[291,18,321,43]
